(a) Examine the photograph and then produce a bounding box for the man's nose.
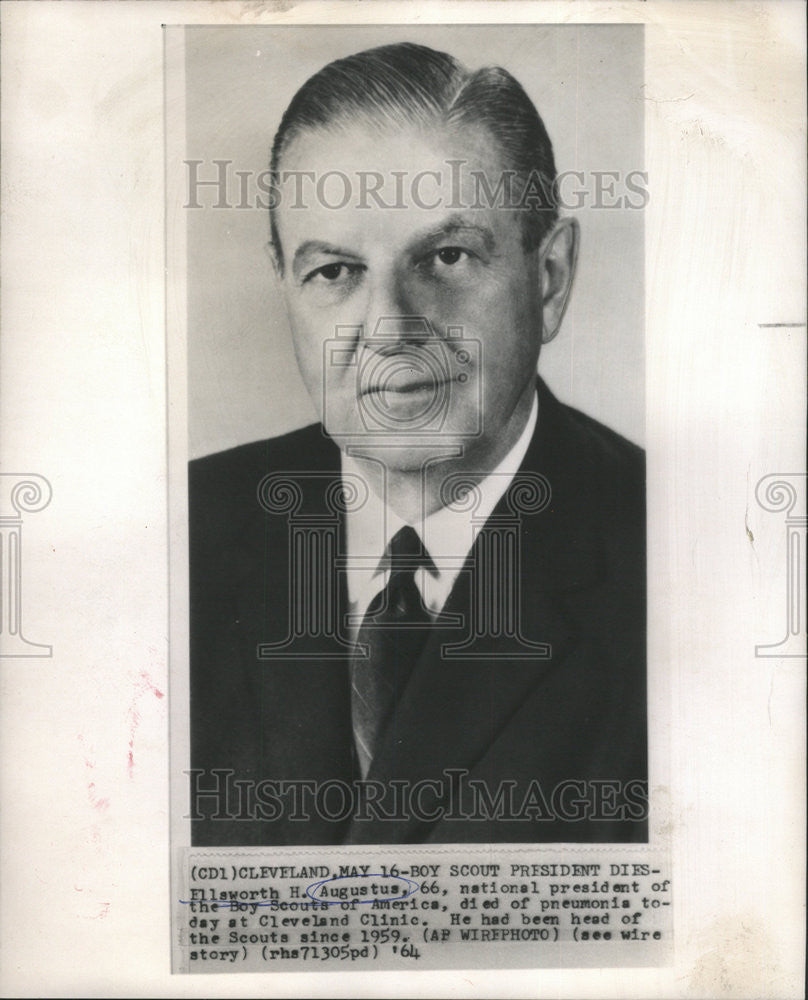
[363,271,434,349]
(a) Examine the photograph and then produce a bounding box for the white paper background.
[1,1,805,997]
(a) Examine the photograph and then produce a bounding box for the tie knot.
[379,525,434,575]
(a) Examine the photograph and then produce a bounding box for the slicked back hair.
[269,42,558,271]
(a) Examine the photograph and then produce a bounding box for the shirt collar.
[342,391,538,618]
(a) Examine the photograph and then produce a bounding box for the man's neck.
[345,383,538,524]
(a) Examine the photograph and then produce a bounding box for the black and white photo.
[184,28,647,846]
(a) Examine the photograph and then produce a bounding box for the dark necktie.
[350,525,434,778]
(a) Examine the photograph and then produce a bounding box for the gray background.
[185,24,644,458]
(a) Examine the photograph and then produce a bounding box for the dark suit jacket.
[189,378,647,845]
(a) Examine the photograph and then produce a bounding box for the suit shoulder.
[189,423,341,494]
[556,402,644,478]
[191,423,331,475]
[189,424,339,541]
[541,392,645,526]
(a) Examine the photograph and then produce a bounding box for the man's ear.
[539,217,579,344]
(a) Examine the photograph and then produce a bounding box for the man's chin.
[333,433,472,472]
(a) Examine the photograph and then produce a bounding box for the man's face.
[274,123,545,471]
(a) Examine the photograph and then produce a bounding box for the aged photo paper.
[1,1,805,996]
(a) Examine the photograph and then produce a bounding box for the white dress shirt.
[342,392,538,628]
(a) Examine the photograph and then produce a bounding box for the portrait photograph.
[173,24,648,848]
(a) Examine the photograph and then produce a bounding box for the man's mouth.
[362,376,453,396]
[360,357,456,397]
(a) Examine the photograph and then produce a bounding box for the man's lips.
[361,376,454,396]
[359,354,460,396]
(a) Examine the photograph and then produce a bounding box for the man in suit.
[189,42,646,845]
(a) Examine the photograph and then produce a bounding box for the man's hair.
[269,42,558,271]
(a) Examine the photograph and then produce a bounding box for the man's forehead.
[277,118,504,178]
[281,206,523,272]
[274,121,521,255]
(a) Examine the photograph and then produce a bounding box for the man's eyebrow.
[292,240,362,275]
[408,216,497,255]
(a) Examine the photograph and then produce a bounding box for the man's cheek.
[287,328,323,396]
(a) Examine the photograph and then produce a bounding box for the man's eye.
[434,246,468,266]
[306,262,360,283]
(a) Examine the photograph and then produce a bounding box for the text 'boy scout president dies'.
[189,43,647,845]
